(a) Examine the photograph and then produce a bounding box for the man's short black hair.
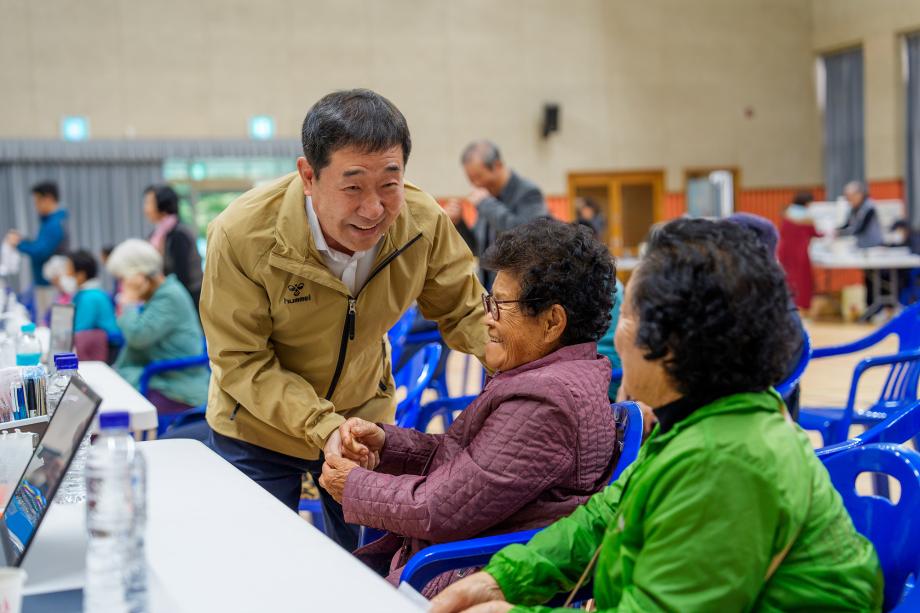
[301,89,411,177]
[144,184,180,216]
[631,218,798,399]
[68,249,98,280]
[31,181,59,201]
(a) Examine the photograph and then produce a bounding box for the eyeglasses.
[482,292,545,321]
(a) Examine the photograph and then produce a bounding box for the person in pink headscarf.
[142,185,202,309]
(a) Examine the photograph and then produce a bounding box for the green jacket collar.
[647,389,784,447]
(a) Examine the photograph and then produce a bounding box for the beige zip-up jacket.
[201,172,488,460]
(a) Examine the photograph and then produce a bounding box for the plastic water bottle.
[48,352,79,413]
[85,411,148,613]
[15,323,41,366]
[53,353,90,504]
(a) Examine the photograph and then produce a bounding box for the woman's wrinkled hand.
[338,417,385,468]
[318,455,360,503]
[429,572,507,613]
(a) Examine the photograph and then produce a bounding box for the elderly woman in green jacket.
[107,239,208,414]
[431,218,883,613]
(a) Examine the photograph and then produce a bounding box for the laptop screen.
[48,303,75,358]
[0,377,100,566]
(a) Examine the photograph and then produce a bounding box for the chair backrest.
[877,353,920,409]
[395,342,442,428]
[821,443,920,610]
[612,401,643,482]
[890,302,920,352]
[816,399,920,460]
[387,305,418,368]
[775,328,812,400]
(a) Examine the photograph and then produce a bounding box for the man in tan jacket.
[200,89,488,550]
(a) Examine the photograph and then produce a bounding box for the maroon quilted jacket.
[341,342,618,596]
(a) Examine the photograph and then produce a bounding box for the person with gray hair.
[839,181,884,317]
[449,140,547,288]
[106,238,208,415]
[839,181,882,249]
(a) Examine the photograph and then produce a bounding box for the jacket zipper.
[324,233,424,400]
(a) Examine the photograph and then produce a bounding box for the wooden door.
[568,171,664,257]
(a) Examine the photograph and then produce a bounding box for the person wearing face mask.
[199,89,488,551]
[106,239,208,415]
[65,250,121,360]
[41,255,73,304]
[318,219,619,597]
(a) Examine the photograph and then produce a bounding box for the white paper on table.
[397,581,432,611]
[0,242,21,276]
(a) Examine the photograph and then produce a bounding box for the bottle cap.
[99,411,130,430]
[53,352,79,370]
[20,323,35,334]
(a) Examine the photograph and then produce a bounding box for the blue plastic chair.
[816,399,920,461]
[394,342,442,429]
[411,395,478,434]
[899,269,920,306]
[775,328,812,401]
[798,348,920,446]
[403,327,451,397]
[820,443,920,611]
[799,303,920,439]
[399,401,644,593]
[139,340,211,435]
[388,306,418,369]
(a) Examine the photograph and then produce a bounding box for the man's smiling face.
[298,145,406,255]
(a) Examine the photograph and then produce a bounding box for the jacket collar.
[648,389,784,446]
[269,173,424,292]
[492,342,600,379]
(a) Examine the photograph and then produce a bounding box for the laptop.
[47,304,75,361]
[0,376,100,567]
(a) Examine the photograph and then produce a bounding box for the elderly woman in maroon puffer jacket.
[319,219,619,597]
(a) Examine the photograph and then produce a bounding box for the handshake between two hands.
[318,417,386,503]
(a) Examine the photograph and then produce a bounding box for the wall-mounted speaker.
[542,103,560,139]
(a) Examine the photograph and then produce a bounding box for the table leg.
[891,267,901,310]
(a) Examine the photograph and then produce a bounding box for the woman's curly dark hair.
[480,218,616,346]
[631,218,797,398]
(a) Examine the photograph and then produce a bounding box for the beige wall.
[812,0,920,183]
[1,0,823,194]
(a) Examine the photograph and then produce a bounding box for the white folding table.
[78,361,159,438]
[21,439,423,612]
[809,246,920,317]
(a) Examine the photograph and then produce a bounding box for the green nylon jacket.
[485,390,883,612]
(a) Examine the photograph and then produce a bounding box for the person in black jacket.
[142,185,202,309]
[454,140,547,289]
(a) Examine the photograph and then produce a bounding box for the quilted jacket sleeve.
[375,423,444,477]
[342,391,576,541]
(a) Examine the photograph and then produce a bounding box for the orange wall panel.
[868,179,904,200]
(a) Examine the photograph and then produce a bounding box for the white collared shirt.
[306,197,382,295]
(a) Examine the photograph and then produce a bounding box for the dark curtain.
[823,48,865,200]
